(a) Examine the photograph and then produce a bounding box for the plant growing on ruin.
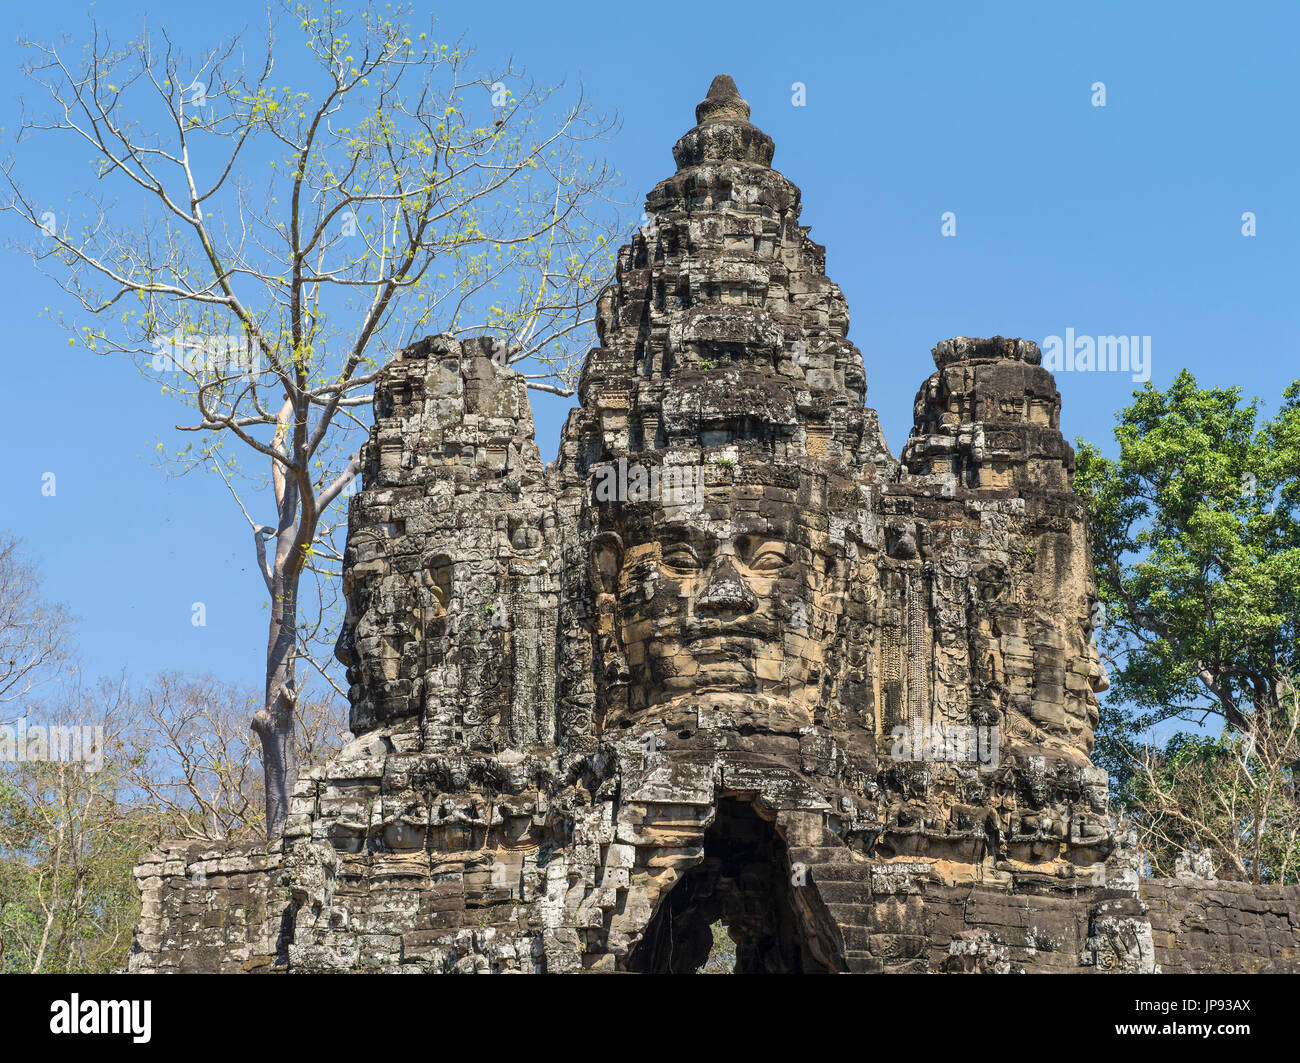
[3,1,619,835]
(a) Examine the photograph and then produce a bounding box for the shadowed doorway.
[624,797,842,973]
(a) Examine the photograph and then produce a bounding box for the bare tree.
[4,2,619,834]
[0,533,343,968]
[124,671,346,842]
[0,675,146,973]
[1126,677,1300,885]
[0,534,71,721]
[0,667,346,971]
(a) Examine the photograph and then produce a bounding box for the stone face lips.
[129,76,1300,974]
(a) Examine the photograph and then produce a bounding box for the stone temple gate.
[130,76,1300,974]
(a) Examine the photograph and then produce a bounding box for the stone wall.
[128,833,1300,974]
[1143,879,1300,974]
[130,843,285,973]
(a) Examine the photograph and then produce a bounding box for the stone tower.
[129,76,1300,975]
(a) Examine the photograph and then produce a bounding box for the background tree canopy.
[1075,370,1300,883]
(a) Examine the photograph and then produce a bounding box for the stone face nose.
[1089,656,1111,694]
[334,621,356,668]
[695,555,757,617]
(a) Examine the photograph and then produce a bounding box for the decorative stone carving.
[129,75,1300,975]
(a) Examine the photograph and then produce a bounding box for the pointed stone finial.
[695,74,750,125]
[673,74,773,170]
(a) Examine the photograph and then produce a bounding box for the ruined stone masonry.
[131,76,1300,974]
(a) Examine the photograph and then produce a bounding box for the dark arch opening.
[624,797,842,973]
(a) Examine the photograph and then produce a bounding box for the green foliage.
[0,671,344,970]
[1076,370,1300,881]
[697,920,736,974]
[7,1,624,769]
[1076,370,1300,749]
[0,754,162,973]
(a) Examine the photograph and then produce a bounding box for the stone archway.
[624,797,843,973]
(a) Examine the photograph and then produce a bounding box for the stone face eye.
[660,542,701,572]
[746,540,790,572]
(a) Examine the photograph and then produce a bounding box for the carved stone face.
[336,539,454,729]
[591,466,847,729]
[1019,558,1109,758]
[1070,603,1110,751]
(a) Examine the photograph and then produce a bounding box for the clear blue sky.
[1,0,1296,698]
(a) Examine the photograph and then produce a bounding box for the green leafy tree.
[1075,370,1300,881]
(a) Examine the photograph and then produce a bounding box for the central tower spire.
[578,74,888,469]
